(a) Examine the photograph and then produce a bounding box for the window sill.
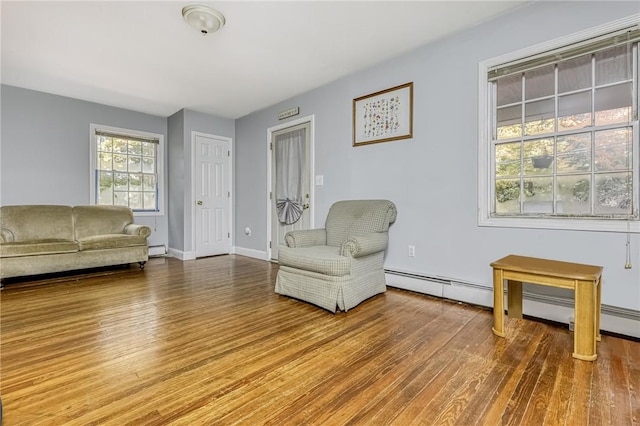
[479,215,640,233]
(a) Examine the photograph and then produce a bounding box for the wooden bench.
[490,255,603,361]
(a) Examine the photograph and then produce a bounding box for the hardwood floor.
[1,255,638,425]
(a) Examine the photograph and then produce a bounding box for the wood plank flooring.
[1,255,638,425]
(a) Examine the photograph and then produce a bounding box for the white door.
[270,122,312,260]
[194,133,231,257]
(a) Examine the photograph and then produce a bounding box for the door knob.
[197,200,203,205]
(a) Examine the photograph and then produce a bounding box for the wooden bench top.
[490,255,603,281]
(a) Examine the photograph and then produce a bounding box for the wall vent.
[148,245,167,257]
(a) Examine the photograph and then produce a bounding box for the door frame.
[266,115,315,261]
[191,131,233,257]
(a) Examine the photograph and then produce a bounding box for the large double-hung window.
[480,19,640,232]
[90,124,164,215]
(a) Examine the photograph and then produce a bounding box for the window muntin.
[491,42,638,220]
[91,125,162,214]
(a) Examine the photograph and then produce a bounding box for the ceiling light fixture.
[182,5,225,35]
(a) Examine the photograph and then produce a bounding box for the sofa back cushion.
[0,205,74,242]
[73,206,134,240]
[325,200,397,247]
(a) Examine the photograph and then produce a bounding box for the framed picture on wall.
[352,82,413,147]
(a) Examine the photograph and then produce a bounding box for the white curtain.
[275,128,306,225]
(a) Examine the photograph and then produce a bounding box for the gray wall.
[1,85,168,247]
[234,1,640,312]
[167,108,234,255]
[167,110,185,251]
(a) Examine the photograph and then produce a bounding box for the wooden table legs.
[490,255,602,362]
[573,279,599,361]
[491,273,525,337]
[507,280,523,319]
[492,268,505,337]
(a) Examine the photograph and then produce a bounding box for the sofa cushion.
[0,239,79,258]
[278,245,351,277]
[73,206,135,240]
[77,234,147,251]
[1,205,74,242]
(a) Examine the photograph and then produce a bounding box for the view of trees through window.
[492,43,636,218]
[96,134,158,211]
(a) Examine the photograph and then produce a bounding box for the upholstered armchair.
[275,199,397,312]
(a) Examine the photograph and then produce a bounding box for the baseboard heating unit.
[384,268,640,339]
[148,245,167,257]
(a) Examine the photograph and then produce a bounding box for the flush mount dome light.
[182,5,225,35]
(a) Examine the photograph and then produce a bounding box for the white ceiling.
[1,1,527,119]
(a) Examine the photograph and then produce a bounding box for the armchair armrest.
[124,224,152,238]
[341,232,389,258]
[0,228,14,244]
[285,228,327,248]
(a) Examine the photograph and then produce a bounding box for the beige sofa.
[0,205,151,280]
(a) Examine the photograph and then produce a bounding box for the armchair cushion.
[279,245,350,276]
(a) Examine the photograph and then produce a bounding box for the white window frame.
[478,14,640,233]
[89,123,164,216]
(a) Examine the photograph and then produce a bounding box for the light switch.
[315,175,324,186]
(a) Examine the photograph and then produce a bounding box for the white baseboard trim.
[232,246,269,261]
[167,248,196,261]
[385,269,640,339]
[167,246,268,262]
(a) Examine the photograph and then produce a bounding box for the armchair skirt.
[276,250,386,312]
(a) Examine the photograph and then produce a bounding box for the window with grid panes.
[486,26,639,225]
[90,125,163,214]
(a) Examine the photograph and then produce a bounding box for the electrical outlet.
[408,245,415,257]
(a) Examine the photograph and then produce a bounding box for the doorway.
[268,116,314,260]
[192,132,232,258]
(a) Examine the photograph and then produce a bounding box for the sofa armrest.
[0,228,14,244]
[285,228,327,248]
[124,224,152,238]
[341,232,389,258]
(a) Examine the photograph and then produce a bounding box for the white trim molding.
[232,246,269,261]
[167,248,196,261]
